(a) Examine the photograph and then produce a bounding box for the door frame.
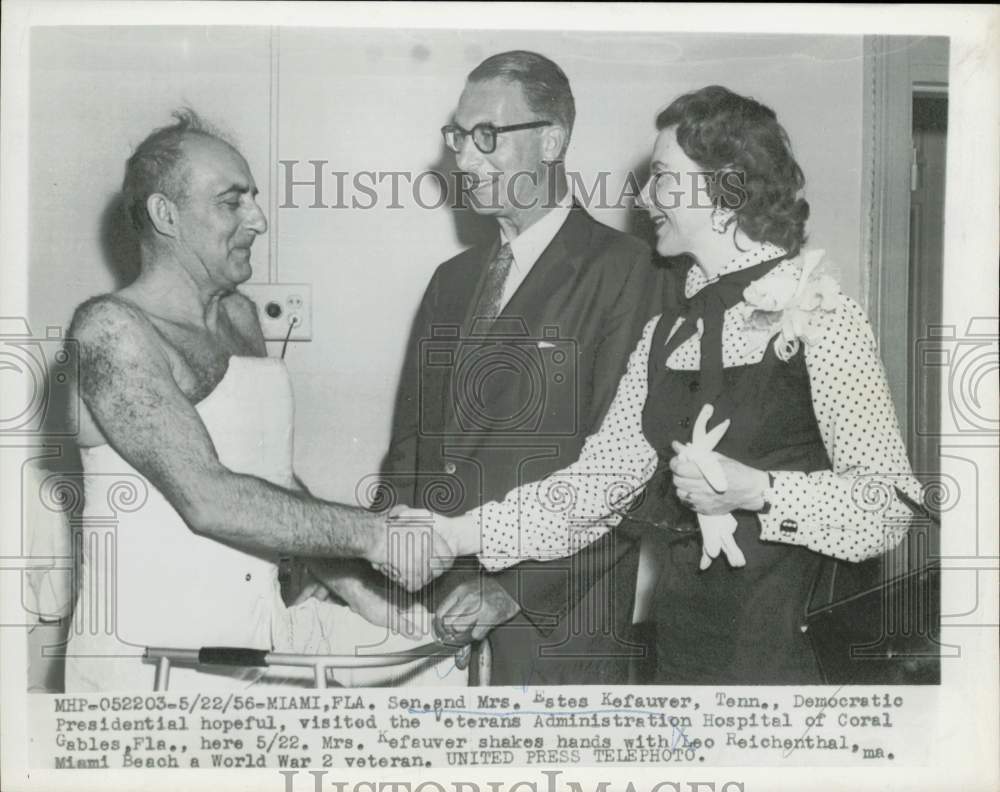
[861,35,949,451]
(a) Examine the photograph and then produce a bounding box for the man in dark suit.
[381,50,667,685]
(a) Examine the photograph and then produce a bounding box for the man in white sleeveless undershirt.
[64,110,454,691]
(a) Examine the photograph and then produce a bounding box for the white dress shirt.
[496,192,573,311]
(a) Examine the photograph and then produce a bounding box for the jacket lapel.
[499,204,589,324]
[448,240,500,329]
[438,240,500,436]
[449,206,592,436]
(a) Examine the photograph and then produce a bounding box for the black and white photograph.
[1,3,997,791]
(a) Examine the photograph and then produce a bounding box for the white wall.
[29,27,273,297]
[29,27,865,500]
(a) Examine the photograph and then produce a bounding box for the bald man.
[64,110,452,690]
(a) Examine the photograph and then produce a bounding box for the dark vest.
[636,290,833,684]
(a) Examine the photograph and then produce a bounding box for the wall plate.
[239,283,312,341]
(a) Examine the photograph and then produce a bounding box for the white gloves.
[673,404,747,570]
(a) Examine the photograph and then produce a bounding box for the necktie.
[662,257,785,403]
[475,243,515,320]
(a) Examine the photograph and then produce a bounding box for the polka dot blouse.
[459,244,924,571]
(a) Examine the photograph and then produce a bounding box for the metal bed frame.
[145,640,491,690]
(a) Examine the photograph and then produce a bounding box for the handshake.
[299,506,519,653]
[363,506,475,592]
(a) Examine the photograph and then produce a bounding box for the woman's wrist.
[440,511,482,557]
[745,470,772,512]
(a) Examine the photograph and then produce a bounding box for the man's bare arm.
[70,297,443,583]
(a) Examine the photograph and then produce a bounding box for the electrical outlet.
[239,283,313,341]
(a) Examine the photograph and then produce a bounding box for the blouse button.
[245,573,252,581]
[679,417,691,429]
[444,462,457,475]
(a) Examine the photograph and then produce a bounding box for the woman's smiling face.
[641,126,715,258]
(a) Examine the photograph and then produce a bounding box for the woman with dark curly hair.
[434,85,923,684]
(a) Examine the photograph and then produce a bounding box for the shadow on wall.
[27,193,140,691]
[624,153,652,242]
[100,192,142,290]
[38,192,139,476]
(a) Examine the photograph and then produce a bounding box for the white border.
[2,3,997,791]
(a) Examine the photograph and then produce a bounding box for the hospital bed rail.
[144,640,491,690]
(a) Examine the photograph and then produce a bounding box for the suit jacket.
[381,204,669,683]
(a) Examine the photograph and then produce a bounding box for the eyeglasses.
[441,120,552,155]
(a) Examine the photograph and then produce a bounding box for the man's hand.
[432,575,520,662]
[365,508,456,592]
[305,559,430,640]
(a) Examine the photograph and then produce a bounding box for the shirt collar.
[500,191,573,273]
[685,241,789,299]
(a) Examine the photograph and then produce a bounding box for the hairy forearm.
[178,469,383,560]
[69,300,387,566]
